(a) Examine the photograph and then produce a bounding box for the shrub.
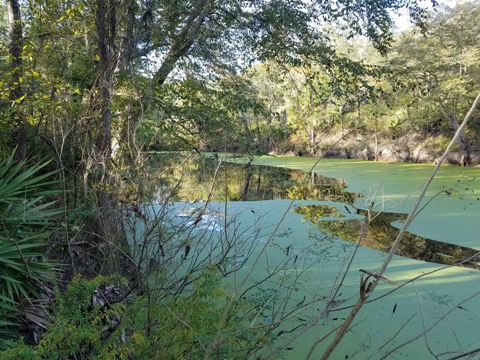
[0,152,61,349]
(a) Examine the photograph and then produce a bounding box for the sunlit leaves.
[143,73,267,153]
[389,1,480,137]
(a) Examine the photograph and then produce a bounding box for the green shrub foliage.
[2,269,267,359]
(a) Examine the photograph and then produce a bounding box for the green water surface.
[142,154,480,359]
[165,199,480,359]
[248,156,480,250]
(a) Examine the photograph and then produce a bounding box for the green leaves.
[0,151,62,349]
[387,1,480,147]
[0,153,59,201]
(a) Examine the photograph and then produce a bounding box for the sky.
[392,0,460,31]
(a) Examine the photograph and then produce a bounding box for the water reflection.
[149,154,358,203]
[150,155,480,270]
[294,205,480,270]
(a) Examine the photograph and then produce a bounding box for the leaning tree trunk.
[458,133,471,166]
[448,113,472,166]
[154,0,211,85]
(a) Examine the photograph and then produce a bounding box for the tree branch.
[154,0,212,85]
[320,90,480,359]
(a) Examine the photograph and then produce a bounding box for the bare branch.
[320,91,480,359]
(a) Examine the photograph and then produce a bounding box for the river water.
[140,154,480,359]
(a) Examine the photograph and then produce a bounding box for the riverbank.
[273,130,480,165]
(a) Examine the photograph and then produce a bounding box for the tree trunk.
[458,134,471,166]
[446,112,472,165]
[7,0,26,160]
[83,0,122,275]
[154,0,211,85]
[78,0,214,275]
[117,0,135,72]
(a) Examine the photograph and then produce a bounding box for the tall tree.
[86,0,122,273]
[389,2,480,164]
[0,0,436,273]
[6,0,24,159]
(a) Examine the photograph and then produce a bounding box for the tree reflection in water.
[149,154,357,203]
[294,205,480,270]
[150,154,480,269]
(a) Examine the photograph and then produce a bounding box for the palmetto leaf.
[0,151,62,349]
[19,298,50,330]
[0,239,56,299]
[0,200,63,234]
[0,153,59,201]
[0,297,20,348]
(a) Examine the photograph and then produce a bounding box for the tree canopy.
[4,0,480,357]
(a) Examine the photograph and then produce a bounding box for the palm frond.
[0,153,60,201]
[0,151,63,349]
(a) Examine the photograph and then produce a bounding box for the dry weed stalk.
[320,91,480,359]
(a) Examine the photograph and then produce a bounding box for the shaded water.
[149,154,356,203]
[139,154,480,359]
[294,205,480,269]
[150,154,480,270]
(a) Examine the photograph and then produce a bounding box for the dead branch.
[320,91,480,359]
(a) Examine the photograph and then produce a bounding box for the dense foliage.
[1,0,479,358]
[0,153,61,349]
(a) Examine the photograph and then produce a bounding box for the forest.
[1,0,480,358]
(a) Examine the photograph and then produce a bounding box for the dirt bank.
[276,131,480,165]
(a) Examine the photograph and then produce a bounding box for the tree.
[5,0,24,159]
[243,40,388,157]
[389,2,480,164]
[0,0,436,275]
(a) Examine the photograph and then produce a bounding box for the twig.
[263,220,369,360]
[203,134,352,359]
[412,282,438,359]
[447,347,480,360]
[377,313,416,351]
[328,251,480,318]
[439,298,464,354]
[320,91,480,359]
[358,269,399,287]
[305,324,343,360]
[379,290,480,359]
[163,303,207,351]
